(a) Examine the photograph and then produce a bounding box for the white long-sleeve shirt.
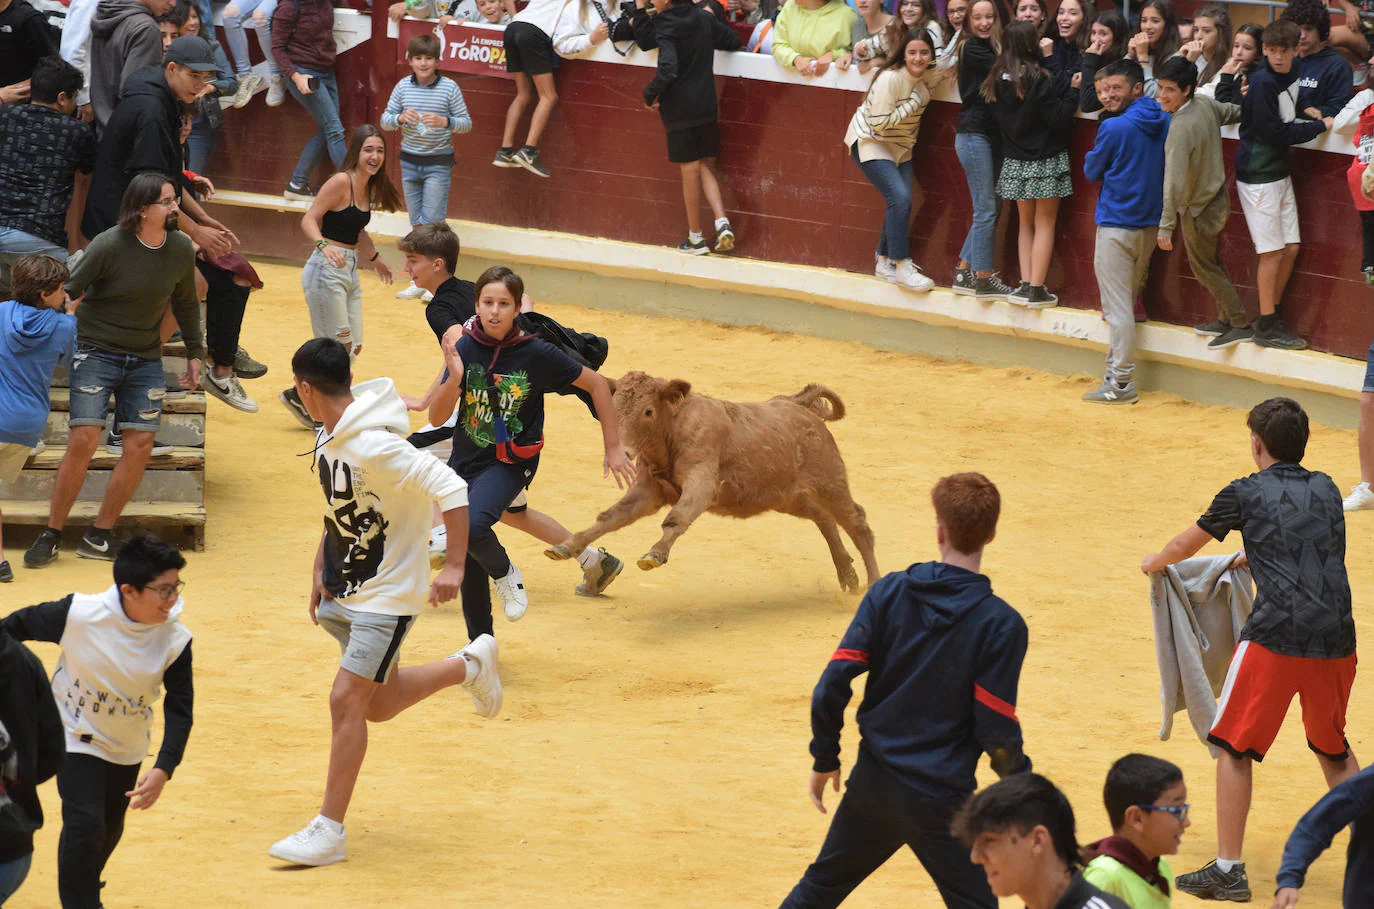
[512,0,600,58]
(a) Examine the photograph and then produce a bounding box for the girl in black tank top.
[281,125,403,428]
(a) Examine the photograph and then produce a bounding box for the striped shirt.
[380,73,473,161]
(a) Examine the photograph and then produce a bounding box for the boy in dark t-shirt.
[426,265,635,643]
[1140,397,1358,902]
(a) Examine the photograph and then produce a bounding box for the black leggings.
[197,259,250,367]
[56,753,141,909]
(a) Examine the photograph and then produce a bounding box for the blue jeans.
[0,225,66,259]
[187,111,216,175]
[851,146,913,261]
[285,68,346,188]
[222,0,278,76]
[400,160,453,226]
[68,345,165,433]
[955,132,998,272]
[0,853,32,904]
[456,457,536,640]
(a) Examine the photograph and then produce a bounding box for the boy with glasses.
[1082,754,1191,908]
[0,533,194,909]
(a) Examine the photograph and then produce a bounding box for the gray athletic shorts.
[316,599,415,683]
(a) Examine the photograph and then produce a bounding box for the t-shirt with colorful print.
[447,332,583,479]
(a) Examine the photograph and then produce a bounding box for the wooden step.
[0,501,205,551]
[24,446,205,470]
[46,388,207,414]
[43,412,205,447]
[8,468,203,503]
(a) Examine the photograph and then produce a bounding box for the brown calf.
[546,371,880,592]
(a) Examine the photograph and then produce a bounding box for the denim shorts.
[68,345,165,433]
[1366,340,1374,393]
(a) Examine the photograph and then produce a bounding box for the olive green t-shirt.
[67,225,203,361]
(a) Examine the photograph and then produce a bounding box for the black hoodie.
[0,0,59,88]
[810,561,1031,798]
[82,64,185,240]
[0,629,64,864]
[642,0,742,132]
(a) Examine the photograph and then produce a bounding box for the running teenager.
[427,266,635,642]
[279,124,398,430]
[778,472,1029,909]
[1141,397,1359,902]
[269,337,502,868]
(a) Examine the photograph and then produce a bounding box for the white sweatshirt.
[53,587,192,766]
[316,377,469,616]
[512,0,601,59]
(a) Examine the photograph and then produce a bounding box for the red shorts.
[1209,641,1357,761]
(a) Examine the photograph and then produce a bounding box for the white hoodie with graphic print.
[316,377,469,617]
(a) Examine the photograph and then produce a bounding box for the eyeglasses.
[1135,803,1190,822]
[146,580,186,601]
[154,197,179,208]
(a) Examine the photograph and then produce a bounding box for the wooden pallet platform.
[24,447,205,470]
[0,501,206,550]
[46,388,207,414]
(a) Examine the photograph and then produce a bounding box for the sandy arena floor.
[3,261,1370,908]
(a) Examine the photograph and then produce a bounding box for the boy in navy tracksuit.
[1274,764,1374,908]
[779,472,1030,909]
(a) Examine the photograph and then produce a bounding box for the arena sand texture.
[3,262,1370,908]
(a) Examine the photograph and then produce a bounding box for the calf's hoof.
[637,552,667,571]
[838,564,860,593]
[545,543,575,561]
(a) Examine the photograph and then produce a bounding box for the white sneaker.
[234,71,267,109]
[874,255,896,282]
[893,259,935,293]
[265,75,286,107]
[493,564,527,621]
[202,370,259,413]
[269,817,346,866]
[396,280,426,300]
[1344,481,1374,512]
[421,290,433,303]
[428,527,447,570]
[453,633,502,718]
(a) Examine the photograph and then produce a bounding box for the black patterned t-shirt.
[1198,462,1355,659]
[0,103,97,248]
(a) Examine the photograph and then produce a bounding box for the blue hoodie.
[0,299,76,447]
[1276,763,1374,907]
[1084,96,1169,230]
[810,561,1031,799]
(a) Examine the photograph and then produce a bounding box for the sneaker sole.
[204,382,260,413]
[1023,300,1058,309]
[897,282,934,294]
[975,292,1010,302]
[278,392,319,430]
[516,158,550,178]
[1083,396,1138,405]
[23,550,57,569]
[951,285,976,296]
[575,557,624,598]
[1254,339,1308,350]
[492,158,519,168]
[76,545,115,561]
[680,247,710,256]
[268,845,346,867]
[1208,336,1253,350]
[1194,327,1226,337]
[234,366,269,380]
[283,191,313,201]
[714,233,735,253]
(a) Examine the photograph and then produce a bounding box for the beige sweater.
[843,67,936,164]
[1159,94,1242,238]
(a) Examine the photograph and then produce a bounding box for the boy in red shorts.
[1140,397,1359,902]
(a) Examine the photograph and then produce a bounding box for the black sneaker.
[233,345,268,380]
[106,428,173,456]
[1194,319,1230,336]
[514,146,550,178]
[23,528,60,568]
[713,222,735,253]
[1175,860,1251,901]
[973,273,1015,302]
[1208,324,1254,349]
[1008,281,1032,305]
[492,147,518,168]
[284,181,313,201]
[1024,285,1058,308]
[1253,320,1308,350]
[0,560,13,582]
[77,527,116,561]
[952,267,975,296]
[678,237,709,255]
[1364,265,1374,286]
[279,387,321,430]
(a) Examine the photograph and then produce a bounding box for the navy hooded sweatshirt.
[1083,95,1169,230]
[810,561,1031,799]
[1275,763,1374,907]
[1216,64,1327,185]
[1295,46,1354,118]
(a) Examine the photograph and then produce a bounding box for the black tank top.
[319,180,371,245]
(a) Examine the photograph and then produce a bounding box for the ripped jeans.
[302,246,363,356]
[68,345,165,433]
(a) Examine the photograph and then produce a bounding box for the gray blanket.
[1151,554,1254,755]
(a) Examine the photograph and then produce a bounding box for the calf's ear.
[661,379,691,405]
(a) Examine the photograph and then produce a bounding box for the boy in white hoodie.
[0,533,194,909]
[269,337,502,868]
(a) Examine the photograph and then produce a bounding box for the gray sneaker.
[1208,325,1254,349]
[1175,860,1251,901]
[973,273,1015,302]
[1253,320,1308,350]
[1007,281,1032,305]
[1194,319,1229,336]
[951,267,975,296]
[278,388,320,430]
[76,527,116,561]
[203,371,259,413]
[575,549,624,597]
[1082,378,1138,405]
[514,146,550,178]
[492,147,519,168]
[232,346,268,379]
[1024,285,1058,308]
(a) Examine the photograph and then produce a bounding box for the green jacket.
[1083,855,1175,909]
[1159,94,1242,238]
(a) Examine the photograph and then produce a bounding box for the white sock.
[576,547,602,569]
[1215,857,1240,873]
[315,814,344,836]
[715,217,730,231]
[460,652,482,684]
[688,230,703,244]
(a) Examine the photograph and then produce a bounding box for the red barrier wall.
[206,10,1374,360]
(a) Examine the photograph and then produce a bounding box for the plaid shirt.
[0,103,96,248]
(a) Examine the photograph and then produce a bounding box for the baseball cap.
[164,36,219,72]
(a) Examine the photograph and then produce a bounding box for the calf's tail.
[791,384,846,422]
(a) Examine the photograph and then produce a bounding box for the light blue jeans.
[400,160,453,226]
[222,0,278,77]
[286,68,346,188]
[0,225,66,259]
[955,132,998,273]
[0,853,32,904]
[302,246,363,355]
